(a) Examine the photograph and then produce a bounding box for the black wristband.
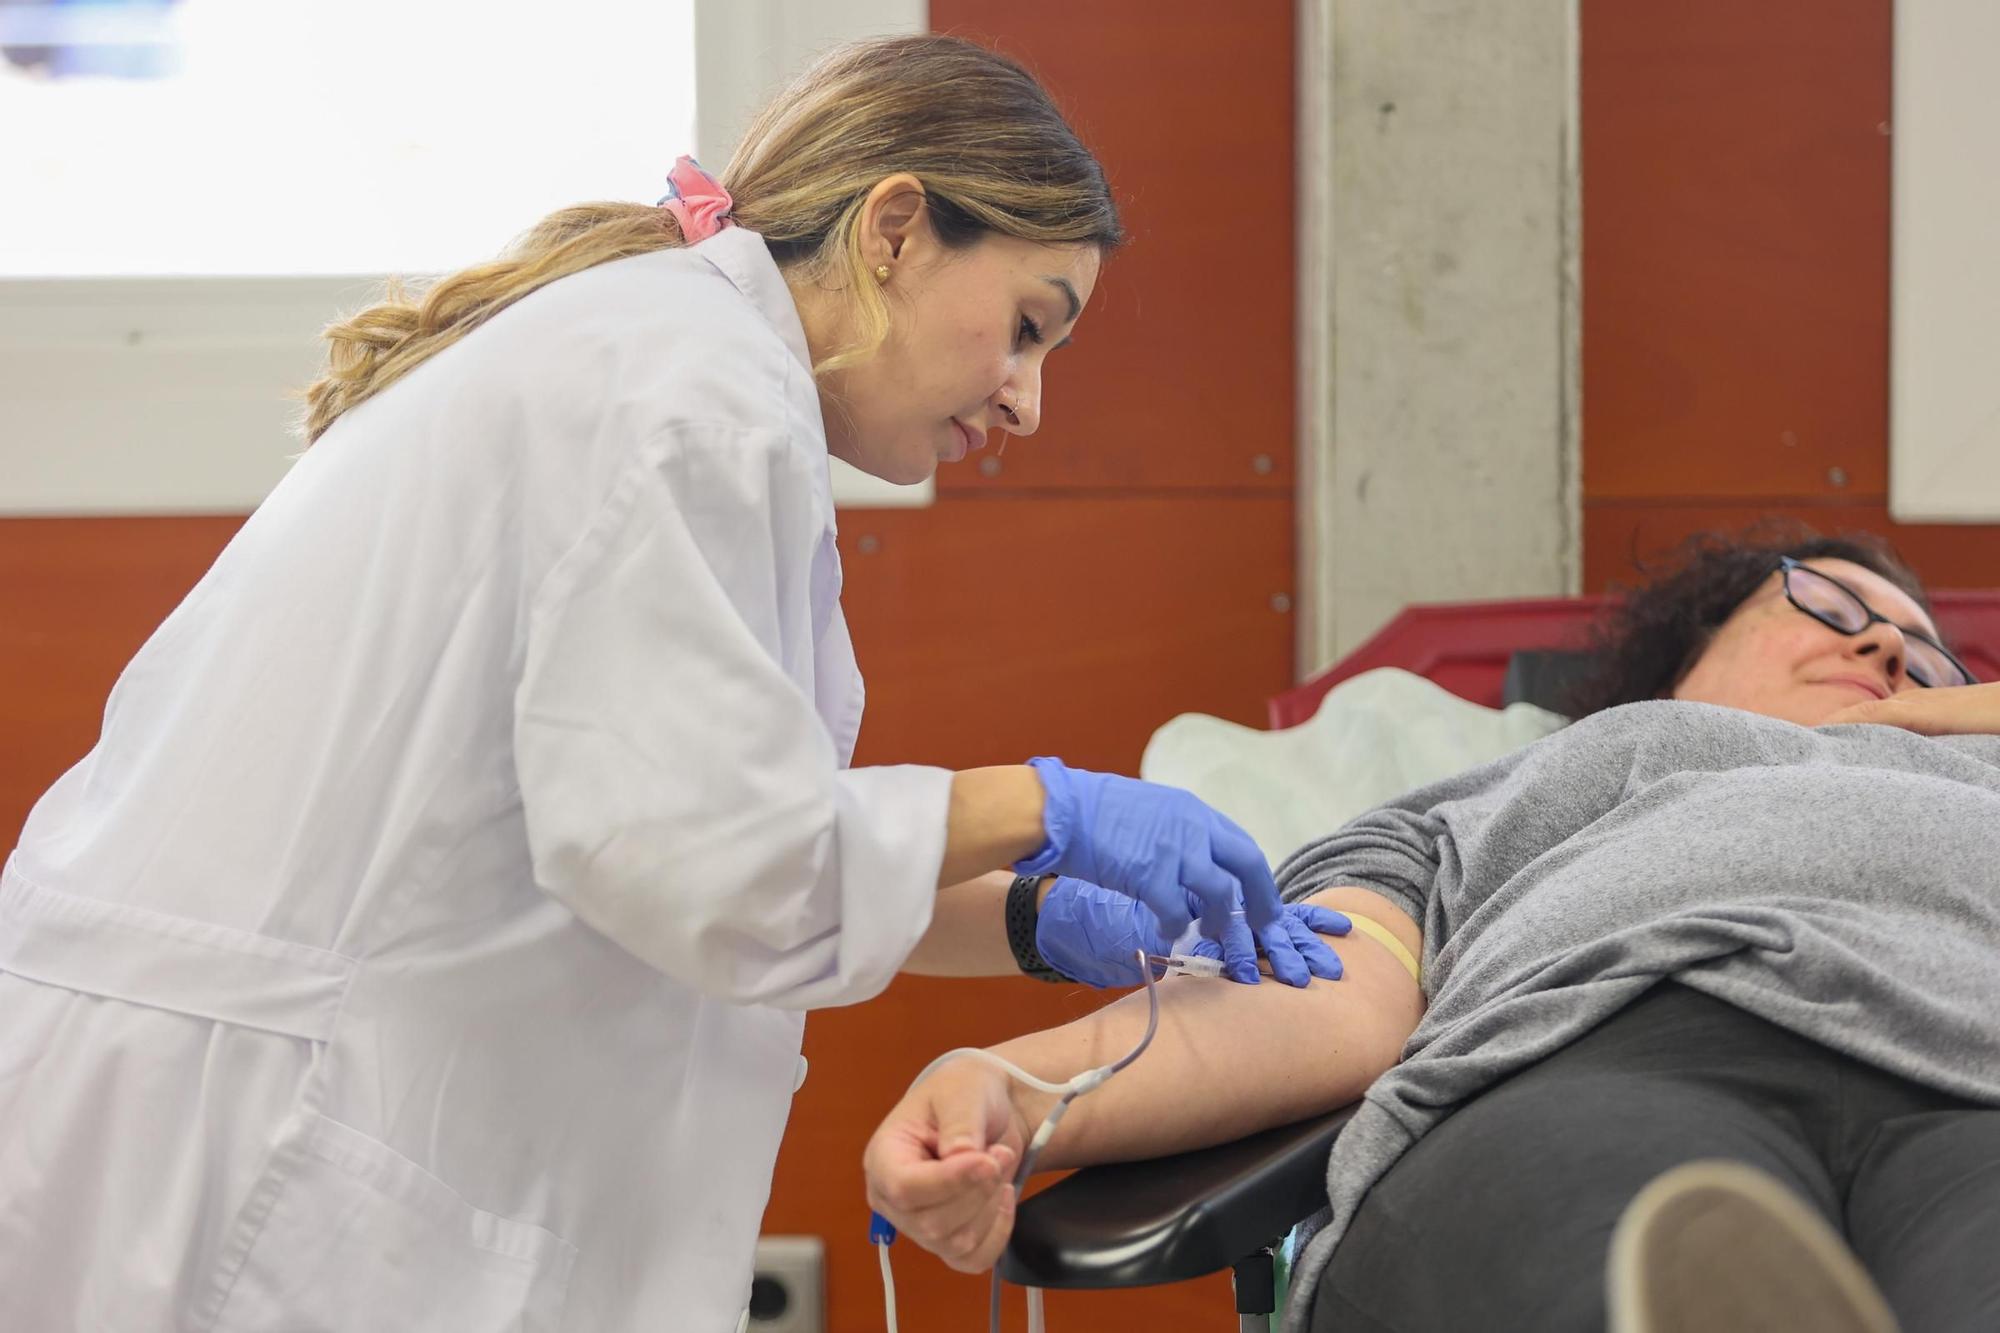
[1004,874,1068,983]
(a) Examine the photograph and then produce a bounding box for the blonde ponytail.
[303,206,683,443]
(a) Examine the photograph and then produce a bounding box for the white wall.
[695,0,924,171]
[0,276,367,513]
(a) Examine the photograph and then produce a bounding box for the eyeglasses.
[1777,557,1976,689]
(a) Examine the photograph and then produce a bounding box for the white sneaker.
[1606,1159,1900,1333]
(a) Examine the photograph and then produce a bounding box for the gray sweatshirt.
[1275,700,2000,1331]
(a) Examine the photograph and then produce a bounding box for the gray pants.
[1315,983,2000,1332]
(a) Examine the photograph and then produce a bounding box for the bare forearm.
[989,888,1425,1170]
[902,871,1029,976]
[937,766,1047,888]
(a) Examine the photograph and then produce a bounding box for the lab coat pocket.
[213,1113,576,1333]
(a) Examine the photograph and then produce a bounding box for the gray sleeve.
[1273,749,1526,923]
[1275,809,1441,923]
[1274,707,1642,928]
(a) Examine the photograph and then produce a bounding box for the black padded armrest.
[996,1104,1356,1290]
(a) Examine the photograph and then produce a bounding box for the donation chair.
[998,592,2000,1332]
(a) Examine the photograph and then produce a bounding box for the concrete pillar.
[1297,0,1581,671]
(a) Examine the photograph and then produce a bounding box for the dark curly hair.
[1559,521,1937,719]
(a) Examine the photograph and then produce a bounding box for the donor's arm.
[863,885,1425,1272]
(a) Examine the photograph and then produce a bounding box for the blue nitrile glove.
[1035,876,1352,988]
[1016,757,1286,947]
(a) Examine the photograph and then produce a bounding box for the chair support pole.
[1233,1242,1278,1328]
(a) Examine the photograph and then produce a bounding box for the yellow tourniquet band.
[1340,910,1421,983]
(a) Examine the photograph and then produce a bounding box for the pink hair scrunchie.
[658,155,736,242]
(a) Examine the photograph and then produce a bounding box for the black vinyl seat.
[998,1104,1357,1324]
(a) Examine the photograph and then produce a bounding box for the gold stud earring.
[874,264,891,283]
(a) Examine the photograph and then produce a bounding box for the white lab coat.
[0,227,952,1331]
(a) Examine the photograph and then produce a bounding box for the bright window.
[0,0,697,276]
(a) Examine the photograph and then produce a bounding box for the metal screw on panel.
[855,535,881,555]
[978,456,1002,478]
[1251,454,1274,475]
[1827,467,1848,488]
[1271,593,1293,613]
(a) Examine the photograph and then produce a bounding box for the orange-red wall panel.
[0,515,244,842]
[1582,0,2000,584]
[1582,0,1891,503]
[841,496,1295,773]
[932,1,1297,494]
[1586,503,2000,592]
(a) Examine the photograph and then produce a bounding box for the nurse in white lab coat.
[0,35,1340,1333]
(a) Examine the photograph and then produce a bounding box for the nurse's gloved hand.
[1172,900,1352,987]
[1017,757,1286,946]
[1035,876,1351,988]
